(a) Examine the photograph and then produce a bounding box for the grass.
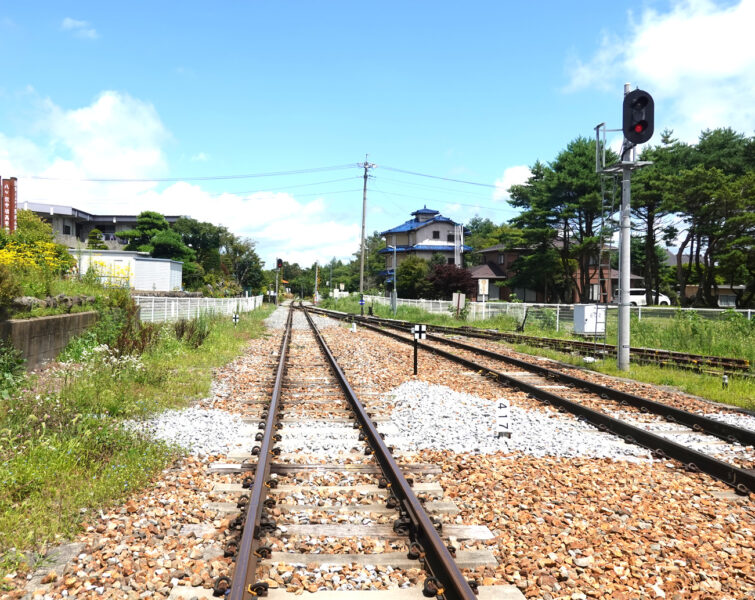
[323,296,755,409]
[7,273,111,320]
[0,303,274,580]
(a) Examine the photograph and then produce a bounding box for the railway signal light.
[622,89,654,145]
[276,258,283,270]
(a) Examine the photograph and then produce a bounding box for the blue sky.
[1,1,753,267]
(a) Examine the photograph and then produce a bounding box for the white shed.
[133,257,183,291]
[71,249,183,291]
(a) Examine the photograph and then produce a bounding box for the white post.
[556,305,560,332]
[151,297,155,322]
[638,306,642,321]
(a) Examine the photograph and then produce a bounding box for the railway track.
[307,306,755,496]
[321,309,751,375]
[207,307,521,600]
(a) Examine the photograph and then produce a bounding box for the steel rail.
[300,306,478,600]
[229,307,293,600]
[310,305,755,442]
[336,315,755,496]
[418,332,755,446]
[310,307,749,372]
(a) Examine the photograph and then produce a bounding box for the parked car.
[612,288,671,306]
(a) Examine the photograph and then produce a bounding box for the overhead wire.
[380,165,498,189]
[375,175,498,200]
[370,187,519,215]
[21,164,360,183]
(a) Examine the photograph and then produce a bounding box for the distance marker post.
[412,324,426,375]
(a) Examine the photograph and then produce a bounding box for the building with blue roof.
[378,206,472,280]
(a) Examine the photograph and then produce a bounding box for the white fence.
[362,294,754,329]
[134,295,264,323]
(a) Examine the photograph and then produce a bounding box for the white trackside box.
[573,304,606,335]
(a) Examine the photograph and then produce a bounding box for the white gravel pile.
[705,410,755,430]
[381,381,652,461]
[265,305,338,330]
[125,407,247,456]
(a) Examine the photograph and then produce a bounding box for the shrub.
[173,314,212,348]
[0,340,25,400]
[0,265,20,321]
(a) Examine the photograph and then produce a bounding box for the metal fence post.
[638,306,642,321]
[151,297,155,322]
[556,305,560,332]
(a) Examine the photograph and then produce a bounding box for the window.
[63,225,71,235]
[447,257,454,265]
[447,233,455,242]
[498,253,505,264]
[432,230,440,239]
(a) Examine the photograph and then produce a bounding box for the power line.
[371,187,518,214]
[375,174,496,200]
[380,165,498,189]
[206,176,361,197]
[22,164,359,183]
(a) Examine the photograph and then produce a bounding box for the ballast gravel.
[380,380,652,461]
[265,304,335,330]
[125,407,248,457]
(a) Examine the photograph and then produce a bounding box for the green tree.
[86,228,108,250]
[12,210,56,245]
[173,217,224,274]
[632,130,693,304]
[396,256,432,299]
[221,233,265,292]
[121,211,169,252]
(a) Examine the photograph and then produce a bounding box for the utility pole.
[314,262,319,304]
[359,157,375,294]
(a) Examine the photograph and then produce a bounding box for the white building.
[71,249,183,292]
[23,201,183,249]
[378,207,471,281]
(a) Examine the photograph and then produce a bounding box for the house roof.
[469,262,508,279]
[378,244,473,254]
[411,206,440,216]
[381,214,464,235]
[25,201,184,224]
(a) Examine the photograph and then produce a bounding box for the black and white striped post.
[412,324,426,375]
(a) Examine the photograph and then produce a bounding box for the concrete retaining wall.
[0,311,98,371]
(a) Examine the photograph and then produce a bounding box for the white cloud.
[61,17,98,39]
[191,152,209,162]
[1,90,360,268]
[566,0,755,140]
[493,165,532,201]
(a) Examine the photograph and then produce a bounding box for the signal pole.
[359,157,375,294]
[596,85,654,372]
[617,82,633,371]
[617,83,654,371]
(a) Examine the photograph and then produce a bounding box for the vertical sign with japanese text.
[1,177,17,233]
